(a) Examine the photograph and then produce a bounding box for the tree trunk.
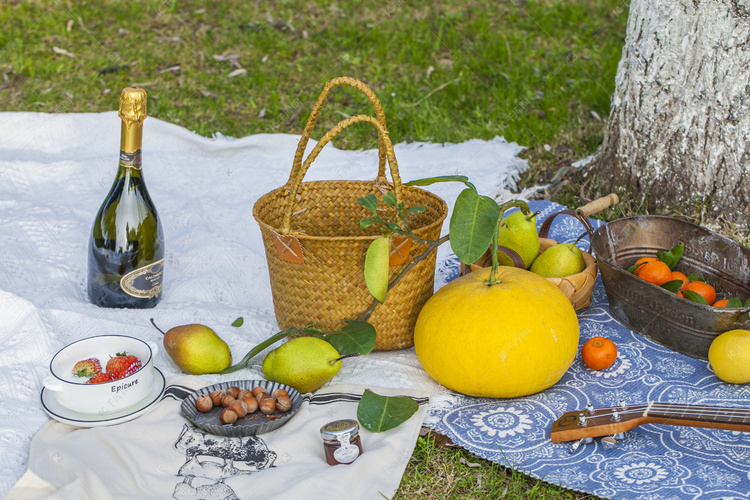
[586,0,750,223]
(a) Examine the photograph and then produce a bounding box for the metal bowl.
[181,380,303,437]
[591,215,750,359]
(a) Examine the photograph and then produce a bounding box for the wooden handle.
[576,193,619,219]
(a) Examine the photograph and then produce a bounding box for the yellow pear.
[262,337,342,394]
[495,210,540,269]
[151,320,232,374]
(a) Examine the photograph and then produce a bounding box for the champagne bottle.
[87,87,164,308]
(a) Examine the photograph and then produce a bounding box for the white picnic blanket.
[0,111,529,497]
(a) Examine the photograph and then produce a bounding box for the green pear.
[262,337,342,394]
[530,243,586,278]
[151,320,232,374]
[495,210,540,269]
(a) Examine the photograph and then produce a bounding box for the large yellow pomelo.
[414,266,579,398]
[708,329,750,384]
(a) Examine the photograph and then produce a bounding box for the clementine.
[581,336,618,370]
[633,257,658,277]
[670,271,689,288]
[683,281,717,305]
[637,260,672,286]
[713,299,729,308]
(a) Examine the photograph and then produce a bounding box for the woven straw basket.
[461,195,618,311]
[253,77,448,351]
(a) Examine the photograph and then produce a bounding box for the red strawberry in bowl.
[106,352,143,380]
[86,372,115,384]
[72,358,102,378]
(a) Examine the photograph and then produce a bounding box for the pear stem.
[525,210,540,222]
[332,353,360,364]
[150,318,167,336]
[358,234,450,322]
[485,200,532,286]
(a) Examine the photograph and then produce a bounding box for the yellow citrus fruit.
[414,266,579,398]
[708,329,750,384]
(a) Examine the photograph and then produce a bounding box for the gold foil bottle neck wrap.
[119,87,147,154]
[119,87,147,123]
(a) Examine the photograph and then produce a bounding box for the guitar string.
[580,404,750,422]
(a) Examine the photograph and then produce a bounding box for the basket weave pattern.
[254,77,447,350]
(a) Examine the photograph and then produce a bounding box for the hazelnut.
[209,390,225,406]
[226,386,240,399]
[259,398,276,415]
[272,388,288,399]
[196,394,213,412]
[243,396,259,414]
[237,389,251,401]
[229,400,249,418]
[219,408,238,425]
[256,392,272,405]
[252,386,269,397]
[275,395,292,413]
[221,394,236,407]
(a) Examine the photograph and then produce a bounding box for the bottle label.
[333,433,359,464]
[120,259,164,298]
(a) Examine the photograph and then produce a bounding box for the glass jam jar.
[320,419,363,465]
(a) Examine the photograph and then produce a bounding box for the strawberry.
[86,372,114,384]
[105,352,142,380]
[72,358,102,378]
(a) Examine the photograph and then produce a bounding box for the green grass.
[1,0,626,497]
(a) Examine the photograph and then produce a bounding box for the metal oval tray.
[591,215,750,359]
[181,380,303,437]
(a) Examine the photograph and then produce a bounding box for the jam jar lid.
[320,419,359,440]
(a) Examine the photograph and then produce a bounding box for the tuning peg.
[618,399,628,410]
[601,433,627,449]
[568,437,593,453]
[586,402,595,414]
[611,408,622,422]
[601,436,617,449]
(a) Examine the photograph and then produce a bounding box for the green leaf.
[357,194,379,214]
[404,206,425,213]
[661,280,683,293]
[656,243,684,270]
[365,236,390,302]
[360,218,377,229]
[687,273,704,282]
[323,321,377,356]
[357,389,419,433]
[726,297,744,308]
[383,191,397,207]
[231,317,244,327]
[405,175,476,192]
[628,262,646,274]
[683,289,709,305]
[221,328,298,374]
[744,297,750,307]
[449,188,501,264]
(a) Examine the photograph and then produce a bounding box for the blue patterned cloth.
[425,200,750,500]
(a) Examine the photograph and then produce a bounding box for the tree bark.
[586,0,750,223]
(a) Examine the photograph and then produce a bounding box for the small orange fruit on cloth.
[633,257,658,277]
[709,329,750,384]
[683,281,717,305]
[637,261,672,286]
[581,336,618,370]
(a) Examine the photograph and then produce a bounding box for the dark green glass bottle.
[87,87,164,308]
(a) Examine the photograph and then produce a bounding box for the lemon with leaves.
[414,266,579,398]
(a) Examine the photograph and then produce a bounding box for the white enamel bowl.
[43,335,158,415]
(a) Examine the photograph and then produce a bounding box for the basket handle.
[288,77,389,187]
[539,193,619,245]
[281,114,403,234]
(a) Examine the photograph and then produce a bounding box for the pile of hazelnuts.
[195,385,294,425]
